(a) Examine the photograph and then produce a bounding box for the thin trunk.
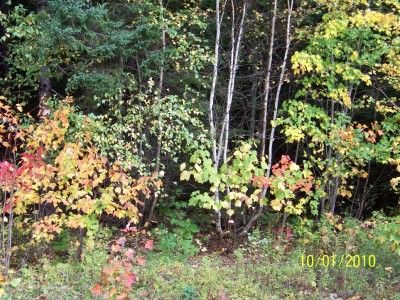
[222,0,236,162]
[279,212,288,235]
[147,0,166,227]
[357,162,371,218]
[249,75,258,139]
[260,0,278,157]
[38,0,51,118]
[218,3,248,233]
[328,100,337,214]
[266,0,293,175]
[136,58,144,161]
[330,175,339,214]
[3,150,16,274]
[209,0,226,234]
[208,0,245,234]
[209,0,227,166]
[209,0,222,164]
[0,1,9,78]
[76,228,86,262]
[239,0,294,236]
[294,141,300,163]
[222,0,247,162]
[5,208,13,273]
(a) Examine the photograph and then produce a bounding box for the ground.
[2,227,400,300]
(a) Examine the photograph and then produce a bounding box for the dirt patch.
[200,233,246,255]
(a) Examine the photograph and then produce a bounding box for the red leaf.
[252,176,270,188]
[144,239,154,250]
[116,293,129,300]
[136,256,146,266]
[286,227,294,240]
[280,155,291,165]
[90,284,103,296]
[125,248,135,260]
[116,237,126,247]
[122,271,137,289]
[121,223,137,233]
[0,161,16,186]
[111,244,121,253]
[3,201,12,214]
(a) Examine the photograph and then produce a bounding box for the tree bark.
[260,0,278,158]
[208,0,227,234]
[222,0,247,162]
[37,0,52,118]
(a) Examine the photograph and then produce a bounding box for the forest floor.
[2,228,400,300]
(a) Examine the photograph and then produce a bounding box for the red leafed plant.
[0,97,163,270]
[251,155,317,215]
[91,235,153,299]
[0,161,17,190]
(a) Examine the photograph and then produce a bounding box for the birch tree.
[239,0,295,236]
[208,0,248,233]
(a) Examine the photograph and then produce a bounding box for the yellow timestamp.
[299,254,376,268]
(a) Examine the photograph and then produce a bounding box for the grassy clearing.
[132,246,400,300]
[3,229,400,300]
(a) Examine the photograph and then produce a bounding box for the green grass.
[2,227,400,300]
[131,245,400,300]
[1,249,107,300]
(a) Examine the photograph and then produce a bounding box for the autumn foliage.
[90,229,154,299]
[0,97,161,259]
[252,155,316,215]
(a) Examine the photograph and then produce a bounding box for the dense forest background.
[1,0,400,298]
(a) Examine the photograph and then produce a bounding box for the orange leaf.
[144,239,154,250]
[136,256,146,266]
[90,284,103,296]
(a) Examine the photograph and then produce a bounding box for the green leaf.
[10,278,22,288]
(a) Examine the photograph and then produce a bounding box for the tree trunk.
[249,75,258,139]
[222,0,247,162]
[37,0,51,118]
[208,0,227,234]
[239,0,294,237]
[260,0,278,158]
[146,0,166,227]
[76,228,86,262]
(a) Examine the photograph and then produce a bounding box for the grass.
[132,244,400,300]
[2,222,400,300]
[1,249,108,300]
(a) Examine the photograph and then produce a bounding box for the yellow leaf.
[221,201,230,209]
[289,162,300,171]
[226,208,234,217]
[271,199,283,211]
[180,170,191,181]
[335,223,343,231]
